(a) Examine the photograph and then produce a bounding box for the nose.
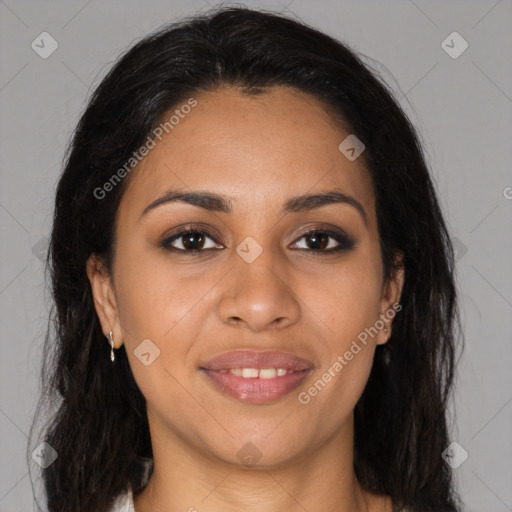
[216,244,301,332]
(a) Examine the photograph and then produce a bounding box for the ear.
[376,252,404,346]
[86,254,123,349]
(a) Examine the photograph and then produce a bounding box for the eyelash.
[159,225,355,255]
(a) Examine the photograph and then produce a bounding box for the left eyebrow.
[140,188,368,226]
[283,190,367,226]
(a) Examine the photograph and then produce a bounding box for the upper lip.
[200,350,314,371]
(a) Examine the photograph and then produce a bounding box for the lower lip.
[201,369,311,404]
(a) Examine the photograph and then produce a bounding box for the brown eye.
[181,232,206,251]
[160,229,223,252]
[304,232,330,250]
[293,229,355,253]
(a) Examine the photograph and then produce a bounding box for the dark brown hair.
[29,6,463,512]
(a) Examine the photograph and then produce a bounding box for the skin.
[87,85,404,512]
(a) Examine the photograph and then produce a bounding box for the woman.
[30,6,463,512]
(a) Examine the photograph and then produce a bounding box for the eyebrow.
[140,188,368,225]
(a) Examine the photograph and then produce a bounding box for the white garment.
[109,486,135,512]
[109,458,153,511]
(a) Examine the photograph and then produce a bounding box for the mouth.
[199,350,313,404]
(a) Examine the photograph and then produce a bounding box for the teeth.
[241,368,259,378]
[259,368,277,379]
[228,368,291,378]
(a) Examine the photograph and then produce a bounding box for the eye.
[292,228,354,253]
[159,226,354,255]
[160,228,223,253]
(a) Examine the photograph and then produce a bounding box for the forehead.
[119,85,376,224]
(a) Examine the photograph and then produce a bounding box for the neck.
[134,410,384,512]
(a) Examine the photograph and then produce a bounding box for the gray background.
[1,0,511,511]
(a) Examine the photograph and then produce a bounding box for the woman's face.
[88,85,403,468]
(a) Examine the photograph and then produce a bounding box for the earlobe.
[85,254,123,349]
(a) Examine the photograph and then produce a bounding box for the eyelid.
[159,223,223,243]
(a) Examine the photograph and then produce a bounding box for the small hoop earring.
[108,331,115,362]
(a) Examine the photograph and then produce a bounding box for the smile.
[200,349,314,404]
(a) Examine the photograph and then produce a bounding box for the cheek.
[112,251,209,403]
[297,264,381,428]
[113,246,220,377]
[311,255,383,344]
[113,241,200,337]
[300,251,382,403]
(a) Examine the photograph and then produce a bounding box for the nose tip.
[217,258,301,332]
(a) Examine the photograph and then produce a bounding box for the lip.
[200,349,314,372]
[199,350,314,404]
